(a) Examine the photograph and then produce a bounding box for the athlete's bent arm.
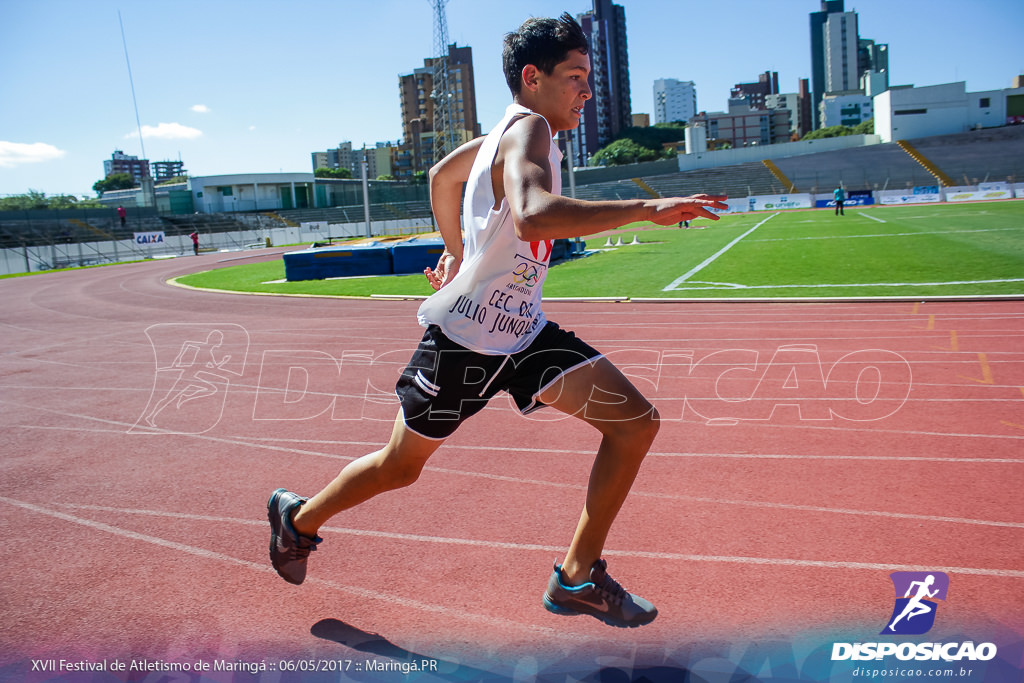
[425,136,485,290]
[500,116,728,243]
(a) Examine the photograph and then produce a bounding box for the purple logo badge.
[882,572,949,635]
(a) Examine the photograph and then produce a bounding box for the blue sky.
[1,0,1022,198]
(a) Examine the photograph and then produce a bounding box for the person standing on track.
[267,12,726,629]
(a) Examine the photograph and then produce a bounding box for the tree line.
[586,119,875,167]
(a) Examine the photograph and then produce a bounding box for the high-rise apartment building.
[312,141,395,179]
[823,10,859,94]
[731,71,779,110]
[809,0,888,129]
[397,43,480,179]
[809,0,848,129]
[312,142,355,174]
[653,78,697,124]
[691,103,792,149]
[570,0,631,166]
[765,78,814,139]
[103,150,150,183]
[858,38,889,91]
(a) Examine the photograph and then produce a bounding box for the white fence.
[1,217,436,276]
[712,183,1024,213]
[4,190,1020,275]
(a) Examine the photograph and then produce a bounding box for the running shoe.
[267,488,321,585]
[542,559,657,628]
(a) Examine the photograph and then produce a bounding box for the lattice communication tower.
[431,0,458,162]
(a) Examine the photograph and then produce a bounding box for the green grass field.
[176,201,1024,299]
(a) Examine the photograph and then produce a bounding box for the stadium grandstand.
[2,125,1022,275]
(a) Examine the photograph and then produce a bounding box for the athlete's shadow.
[310,618,500,680]
[312,618,692,682]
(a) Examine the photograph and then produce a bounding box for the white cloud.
[0,141,66,168]
[126,122,203,140]
[191,104,210,113]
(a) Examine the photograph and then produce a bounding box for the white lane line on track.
[39,447,1024,531]
[9,388,1024,444]
[6,405,1022,528]
[0,495,588,643]
[31,501,1024,580]
[10,416,1023,467]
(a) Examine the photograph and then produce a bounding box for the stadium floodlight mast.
[361,148,371,239]
[118,10,146,164]
[430,0,458,162]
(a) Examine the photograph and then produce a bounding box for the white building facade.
[653,78,697,124]
[823,11,860,94]
[190,173,317,213]
[765,92,801,136]
[820,91,874,128]
[874,82,1024,142]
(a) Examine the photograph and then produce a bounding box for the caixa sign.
[133,231,166,245]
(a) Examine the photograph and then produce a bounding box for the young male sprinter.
[268,13,727,628]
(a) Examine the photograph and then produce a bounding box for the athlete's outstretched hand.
[424,250,461,291]
[646,194,728,226]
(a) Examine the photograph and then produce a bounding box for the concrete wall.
[676,134,881,171]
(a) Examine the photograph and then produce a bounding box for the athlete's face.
[530,49,591,132]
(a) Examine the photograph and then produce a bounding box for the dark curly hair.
[502,12,589,95]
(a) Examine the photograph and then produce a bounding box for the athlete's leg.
[291,410,444,537]
[537,357,660,585]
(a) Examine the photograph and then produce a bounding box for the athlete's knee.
[636,403,661,445]
[380,453,429,488]
[374,439,435,488]
[612,401,660,448]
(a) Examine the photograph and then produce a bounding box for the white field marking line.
[0,495,588,643]
[665,278,1024,291]
[858,212,887,223]
[752,227,1023,242]
[663,212,780,291]
[42,502,1024,580]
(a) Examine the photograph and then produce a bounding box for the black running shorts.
[395,322,602,440]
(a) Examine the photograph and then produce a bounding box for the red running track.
[1,250,1022,682]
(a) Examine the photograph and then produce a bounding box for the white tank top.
[417,103,562,355]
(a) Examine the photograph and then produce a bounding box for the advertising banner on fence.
[133,231,166,245]
[749,193,813,211]
[945,189,1014,202]
[878,193,942,205]
[978,182,1009,193]
[815,191,874,208]
[708,198,750,214]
